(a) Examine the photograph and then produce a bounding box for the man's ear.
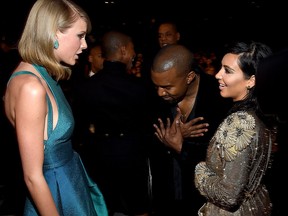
[186,71,196,84]
[176,32,180,42]
[88,54,93,63]
[120,46,126,56]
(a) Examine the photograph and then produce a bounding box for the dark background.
[0,1,287,215]
[1,0,287,52]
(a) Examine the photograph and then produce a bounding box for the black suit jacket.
[150,71,232,214]
[74,61,152,157]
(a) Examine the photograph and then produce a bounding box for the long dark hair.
[226,41,275,128]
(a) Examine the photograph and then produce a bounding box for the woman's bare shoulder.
[8,62,46,97]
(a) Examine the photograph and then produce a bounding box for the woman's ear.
[248,75,256,88]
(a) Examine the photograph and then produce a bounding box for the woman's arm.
[13,75,59,216]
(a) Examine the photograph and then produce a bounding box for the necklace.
[178,97,196,122]
[177,74,199,122]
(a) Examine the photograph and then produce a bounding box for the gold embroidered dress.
[195,111,273,216]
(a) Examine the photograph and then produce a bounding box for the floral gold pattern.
[214,111,256,162]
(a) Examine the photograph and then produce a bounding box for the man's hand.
[153,108,209,153]
[180,116,209,138]
[153,109,183,153]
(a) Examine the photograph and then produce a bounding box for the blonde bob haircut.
[18,0,92,80]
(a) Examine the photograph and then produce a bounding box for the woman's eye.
[78,34,85,39]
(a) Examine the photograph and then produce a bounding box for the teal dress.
[8,64,108,216]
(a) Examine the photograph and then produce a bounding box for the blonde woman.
[4,0,107,215]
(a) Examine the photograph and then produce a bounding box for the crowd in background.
[0,2,287,215]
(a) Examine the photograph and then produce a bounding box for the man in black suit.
[74,31,152,216]
[149,44,232,215]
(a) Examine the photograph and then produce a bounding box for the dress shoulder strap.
[8,71,36,82]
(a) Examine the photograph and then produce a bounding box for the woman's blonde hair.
[18,0,91,80]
